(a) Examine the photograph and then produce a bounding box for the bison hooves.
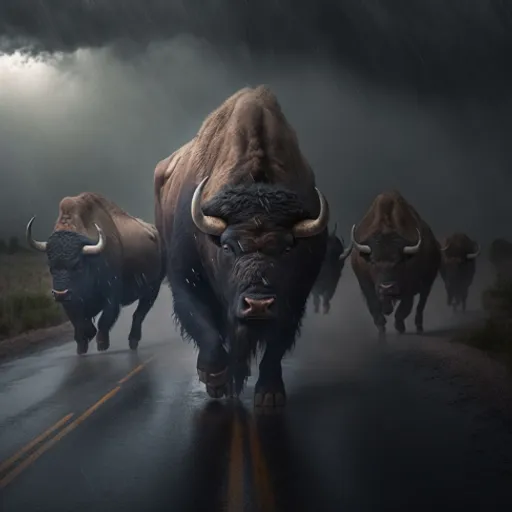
[198,367,229,399]
[394,320,406,334]
[206,384,229,399]
[254,391,286,410]
[76,341,89,355]
[416,325,424,334]
[128,337,139,351]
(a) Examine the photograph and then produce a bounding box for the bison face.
[26,218,106,305]
[351,226,422,315]
[191,179,329,335]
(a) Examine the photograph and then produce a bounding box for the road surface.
[1,267,512,512]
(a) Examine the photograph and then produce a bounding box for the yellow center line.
[0,413,74,475]
[0,386,121,489]
[117,355,155,384]
[247,417,277,512]
[227,411,245,512]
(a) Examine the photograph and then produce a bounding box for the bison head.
[440,239,479,274]
[191,177,328,339]
[351,224,422,315]
[26,216,106,304]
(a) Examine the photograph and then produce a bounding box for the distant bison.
[27,193,165,354]
[489,238,512,281]
[439,233,480,312]
[350,191,440,336]
[311,223,352,314]
[154,86,329,408]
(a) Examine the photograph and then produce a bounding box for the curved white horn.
[82,224,106,255]
[403,228,422,255]
[351,224,371,254]
[190,177,227,236]
[466,242,480,260]
[292,188,330,238]
[26,216,47,252]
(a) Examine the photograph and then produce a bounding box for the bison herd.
[24,86,508,409]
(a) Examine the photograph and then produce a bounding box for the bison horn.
[351,224,371,254]
[440,242,450,251]
[467,242,480,260]
[191,177,227,236]
[332,222,338,235]
[339,241,353,261]
[82,224,106,255]
[292,188,329,238]
[403,228,422,255]
[26,216,47,252]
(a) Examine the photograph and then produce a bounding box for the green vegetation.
[456,277,512,367]
[0,249,67,340]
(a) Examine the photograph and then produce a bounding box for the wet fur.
[155,86,327,397]
[351,190,440,332]
[46,193,166,351]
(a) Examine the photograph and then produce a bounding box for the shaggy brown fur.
[55,192,162,282]
[440,233,478,259]
[154,85,321,247]
[351,190,438,275]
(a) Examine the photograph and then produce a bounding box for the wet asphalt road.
[1,268,512,512]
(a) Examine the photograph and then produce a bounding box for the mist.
[2,1,512,245]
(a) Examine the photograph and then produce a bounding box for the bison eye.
[222,244,231,253]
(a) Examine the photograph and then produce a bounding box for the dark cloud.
[1,38,511,248]
[1,1,512,98]
[1,2,512,249]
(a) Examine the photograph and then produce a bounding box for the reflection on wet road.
[1,273,512,511]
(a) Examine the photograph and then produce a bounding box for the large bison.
[310,223,352,314]
[154,86,329,408]
[489,238,512,281]
[439,233,480,312]
[26,193,165,354]
[350,191,440,336]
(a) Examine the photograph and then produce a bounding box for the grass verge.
[0,253,68,345]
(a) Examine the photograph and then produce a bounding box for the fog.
[1,1,512,245]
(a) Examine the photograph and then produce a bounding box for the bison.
[439,233,480,312]
[26,193,165,354]
[489,238,512,281]
[350,191,440,336]
[154,86,329,408]
[310,223,352,314]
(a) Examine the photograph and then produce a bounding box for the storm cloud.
[1,1,512,245]
[2,0,512,98]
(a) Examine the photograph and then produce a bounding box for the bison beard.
[167,180,328,406]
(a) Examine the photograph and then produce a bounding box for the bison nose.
[379,281,399,296]
[238,294,276,319]
[52,288,70,302]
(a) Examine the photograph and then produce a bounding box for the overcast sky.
[1,0,512,244]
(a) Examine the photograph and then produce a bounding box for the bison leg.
[394,296,414,334]
[172,285,229,396]
[254,341,287,409]
[128,287,160,350]
[322,297,331,315]
[361,285,386,336]
[415,283,433,333]
[96,301,121,352]
[461,289,468,312]
[312,293,320,313]
[66,309,95,355]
